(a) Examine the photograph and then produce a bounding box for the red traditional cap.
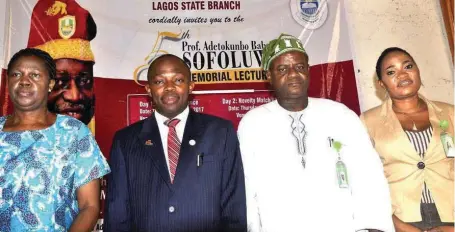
[27,0,96,62]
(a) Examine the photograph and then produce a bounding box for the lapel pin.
[189,139,196,146]
[145,140,153,146]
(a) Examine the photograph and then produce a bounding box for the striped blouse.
[404,126,435,203]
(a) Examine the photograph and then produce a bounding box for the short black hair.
[7,48,56,81]
[147,54,191,82]
[375,47,413,80]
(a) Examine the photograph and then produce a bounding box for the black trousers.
[408,203,454,230]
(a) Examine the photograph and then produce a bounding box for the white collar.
[154,106,190,126]
[269,98,313,117]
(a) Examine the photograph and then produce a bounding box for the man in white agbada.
[237,34,395,232]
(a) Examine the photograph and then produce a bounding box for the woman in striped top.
[360,47,454,232]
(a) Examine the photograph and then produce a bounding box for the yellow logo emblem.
[46,1,68,16]
[58,15,76,39]
[133,31,182,86]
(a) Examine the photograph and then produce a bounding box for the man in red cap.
[27,0,96,125]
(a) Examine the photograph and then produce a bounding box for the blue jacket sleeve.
[220,123,247,232]
[104,133,131,232]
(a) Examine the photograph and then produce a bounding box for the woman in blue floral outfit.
[0,48,110,231]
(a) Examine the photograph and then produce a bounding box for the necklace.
[396,113,418,130]
[393,100,423,131]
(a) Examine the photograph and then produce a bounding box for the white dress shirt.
[154,106,190,174]
[237,98,395,232]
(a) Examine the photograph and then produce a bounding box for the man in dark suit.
[104,54,247,232]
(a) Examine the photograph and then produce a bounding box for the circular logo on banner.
[290,0,328,29]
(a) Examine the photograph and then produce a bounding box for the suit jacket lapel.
[381,98,421,161]
[137,113,173,189]
[425,99,446,162]
[173,111,206,186]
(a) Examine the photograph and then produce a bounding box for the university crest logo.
[290,0,328,29]
[58,15,76,39]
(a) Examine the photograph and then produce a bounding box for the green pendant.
[441,131,455,157]
[336,160,349,188]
